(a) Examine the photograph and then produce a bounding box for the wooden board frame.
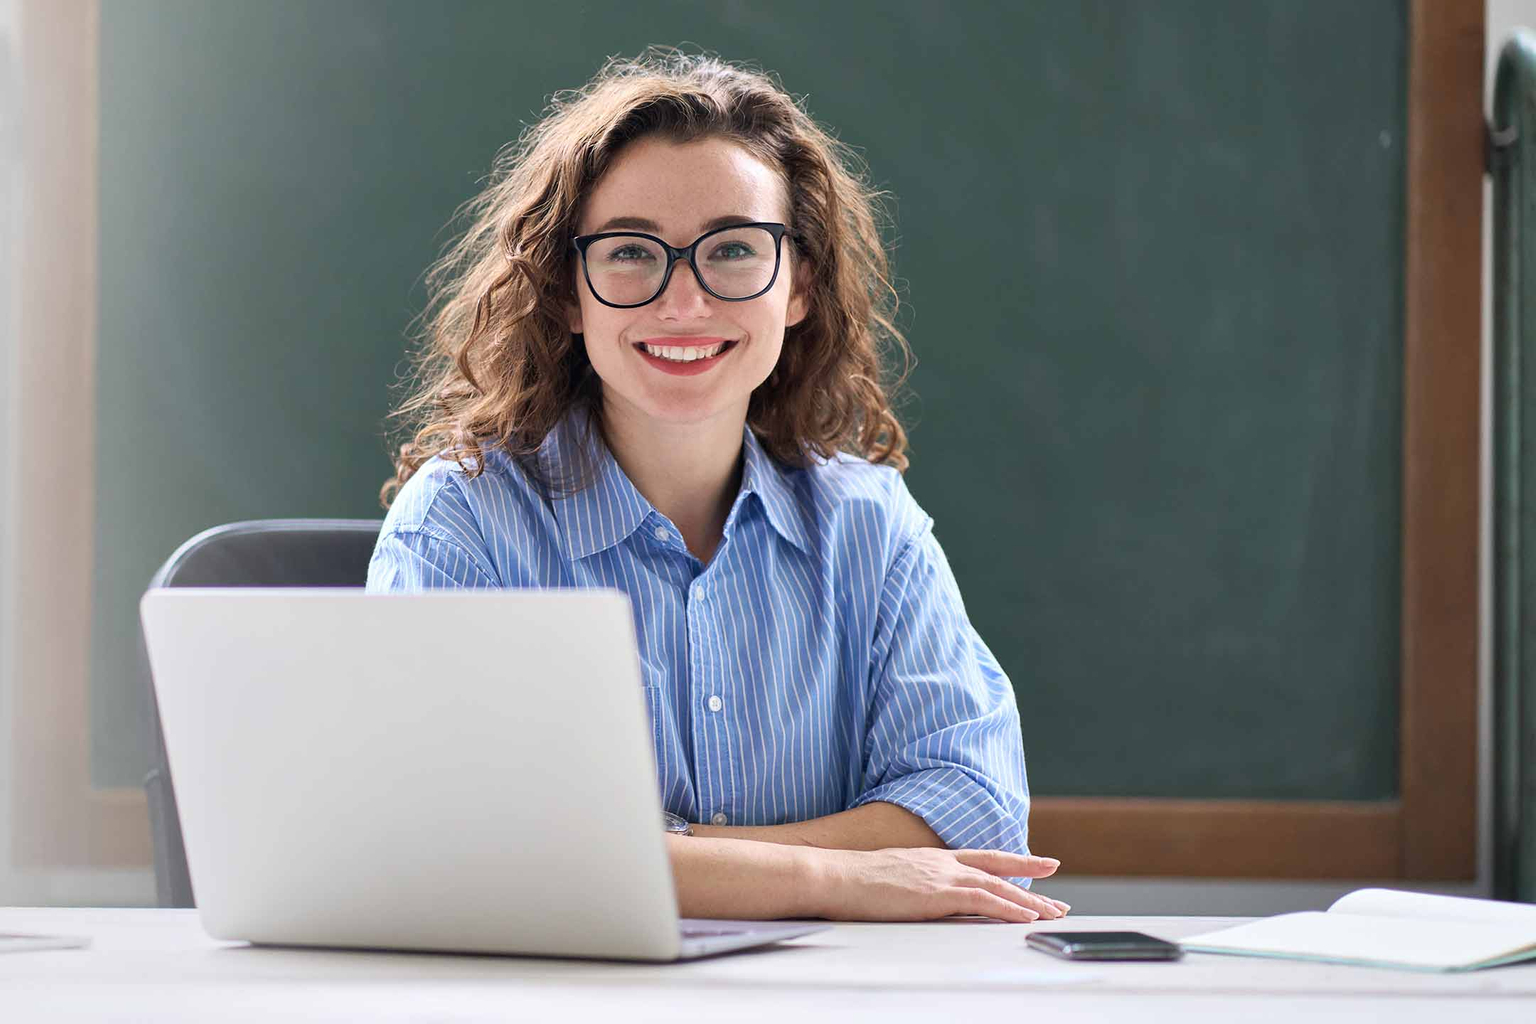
[1029,0,1484,880]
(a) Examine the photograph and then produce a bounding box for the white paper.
[1329,887,1536,928]
[1181,910,1536,971]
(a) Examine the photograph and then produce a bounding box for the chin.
[635,393,742,427]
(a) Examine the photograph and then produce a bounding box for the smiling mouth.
[633,339,738,363]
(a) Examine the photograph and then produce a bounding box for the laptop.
[140,587,828,961]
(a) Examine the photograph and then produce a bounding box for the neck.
[600,399,746,564]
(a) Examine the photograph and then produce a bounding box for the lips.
[632,337,738,377]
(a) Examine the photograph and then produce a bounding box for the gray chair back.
[141,519,383,907]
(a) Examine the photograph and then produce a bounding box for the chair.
[141,519,384,908]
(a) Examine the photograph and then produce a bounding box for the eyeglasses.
[571,221,791,309]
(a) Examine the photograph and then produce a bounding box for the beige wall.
[0,0,153,907]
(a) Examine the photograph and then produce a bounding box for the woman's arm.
[689,801,945,850]
[853,527,1032,855]
[667,835,1067,921]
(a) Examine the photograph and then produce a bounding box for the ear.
[785,257,810,329]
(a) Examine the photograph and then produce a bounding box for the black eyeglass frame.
[570,221,793,309]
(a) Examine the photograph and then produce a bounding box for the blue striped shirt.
[366,411,1030,856]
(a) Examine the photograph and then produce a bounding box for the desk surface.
[2,908,1533,1022]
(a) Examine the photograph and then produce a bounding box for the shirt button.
[707,695,723,713]
[711,812,729,826]
[653,526,670,541]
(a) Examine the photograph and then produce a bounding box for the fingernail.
[1053,900,1071,912]
[1039,857,1060,867]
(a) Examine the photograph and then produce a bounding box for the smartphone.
[1025,930,1183,961]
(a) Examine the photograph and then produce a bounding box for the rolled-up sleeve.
[852,525,1031,859]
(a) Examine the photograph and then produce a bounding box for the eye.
[605,244,657,263]
[710,241,756,260]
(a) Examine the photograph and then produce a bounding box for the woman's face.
[568,135,807,431]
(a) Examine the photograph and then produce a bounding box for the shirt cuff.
[852,765,1031,858]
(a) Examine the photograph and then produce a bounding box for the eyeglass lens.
[584,226,778,304]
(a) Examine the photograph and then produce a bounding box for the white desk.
[2,908,1533,1021]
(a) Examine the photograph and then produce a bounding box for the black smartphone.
[1025,930,1183,962]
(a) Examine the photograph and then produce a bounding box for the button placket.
[686,575,713,818]
[690,574,733,830]
[698,575,737,832]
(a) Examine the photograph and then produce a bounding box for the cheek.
[580,311,620,363]
[574,306,646,381]
[574,291,618,339]
[570,267,625,338]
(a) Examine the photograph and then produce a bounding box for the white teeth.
[641,342,727,362]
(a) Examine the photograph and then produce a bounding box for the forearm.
[667,836,1068,924]
[687,800,945,851]
[667,835,828,919]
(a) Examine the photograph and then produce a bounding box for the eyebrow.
[591,214,762,235]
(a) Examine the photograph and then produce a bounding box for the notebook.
[1181,888,1536,972]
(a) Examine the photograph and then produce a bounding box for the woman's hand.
[809,847,1068,923]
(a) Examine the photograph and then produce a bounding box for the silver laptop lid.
[141,588,683,960]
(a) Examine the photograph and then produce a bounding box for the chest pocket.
[635,654,668,752]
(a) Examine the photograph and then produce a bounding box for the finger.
[953,849,1061,878]
[967,872,1064,920]
[953,886,1039,923]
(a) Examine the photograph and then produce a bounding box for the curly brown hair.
[381,48,912,507]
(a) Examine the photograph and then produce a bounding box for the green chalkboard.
[96,0,1406,801]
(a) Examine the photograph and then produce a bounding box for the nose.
[652,256,713,319]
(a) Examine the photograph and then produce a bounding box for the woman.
[368,49,1066,923]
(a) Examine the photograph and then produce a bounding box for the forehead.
[579,136,788,239]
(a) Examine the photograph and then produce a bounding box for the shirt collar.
[545,409,811,561]
[544,411,653,561]
[738,425,812,554]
